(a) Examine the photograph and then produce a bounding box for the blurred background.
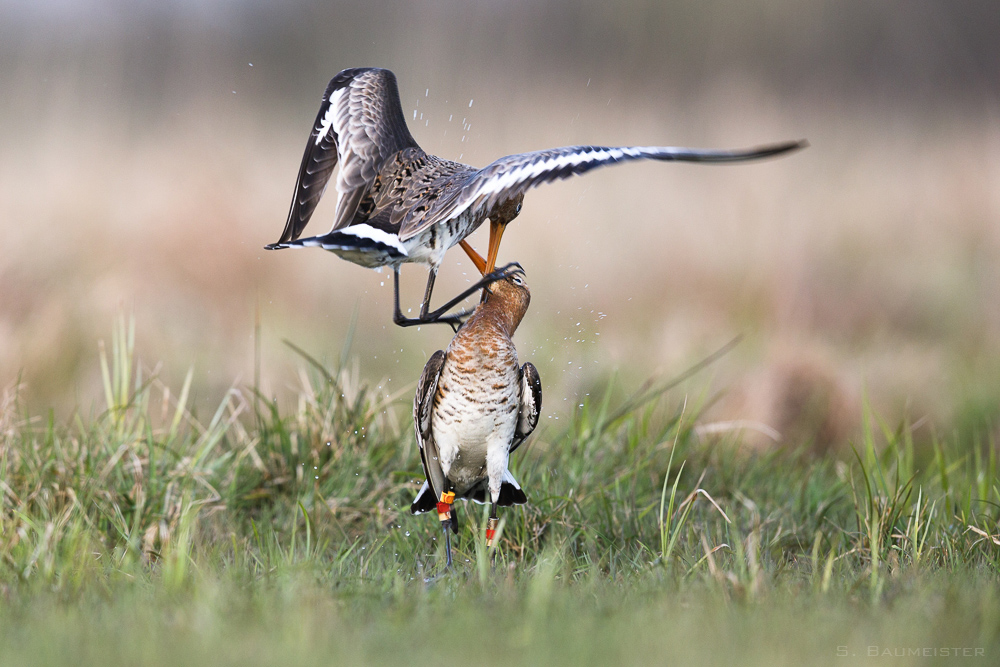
[1,0,998,448]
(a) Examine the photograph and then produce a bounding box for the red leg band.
[486,516,499,547]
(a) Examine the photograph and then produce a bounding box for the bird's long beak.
[484,219,508,275]
[458,240,487,275]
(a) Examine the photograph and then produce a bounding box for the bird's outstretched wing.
[413,350,447,503]
[398,140,805,241]
[510,362,542,454]
[271,68,419,246]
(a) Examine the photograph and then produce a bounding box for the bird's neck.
[469,292,524,339]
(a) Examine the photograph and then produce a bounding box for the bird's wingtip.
[757,138,808,160]
[264,242,286,250]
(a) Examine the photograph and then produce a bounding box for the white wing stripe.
[315,89,341,146]
[336,224,409,255]
[477,147,630,197]
[332,86,353,193]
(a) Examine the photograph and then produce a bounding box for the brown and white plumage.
[266,67,805,326]
[410,266,540,561]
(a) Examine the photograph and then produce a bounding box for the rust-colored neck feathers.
[467,277,530,339]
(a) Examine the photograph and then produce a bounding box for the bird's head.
[484,264,531,334]
[497,193,524,221]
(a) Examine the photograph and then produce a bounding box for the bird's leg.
[392,263,523,328]
[392,266,464,328]
[486,502,500,568]
[442,522,453,569]
[420,267,462,334]
[421,262,523,321]
[391,265,410,324]
[486,503,499,549]
[417,266,440,319]
[436,491,456,569]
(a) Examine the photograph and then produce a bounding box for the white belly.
[431,339,520,496]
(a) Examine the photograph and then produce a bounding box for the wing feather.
[397,140,804,241]
[510,362,542,453]
[272,68,419,245]
[414,350,447,498]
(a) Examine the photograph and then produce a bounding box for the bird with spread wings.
[267,67,805,327]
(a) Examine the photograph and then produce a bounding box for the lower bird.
[410,264,541,566]
[266,67,805,327]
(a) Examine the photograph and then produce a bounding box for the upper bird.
[410,264,541,567]
[266,67,805,327]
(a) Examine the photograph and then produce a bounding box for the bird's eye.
[515,203,522,214]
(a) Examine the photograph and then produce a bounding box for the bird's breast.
[430,330,520,482]
[401,207,485,265]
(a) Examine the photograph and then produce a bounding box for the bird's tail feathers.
[264,224,408,264]
[410,481,437,515]
[498,470,528,506]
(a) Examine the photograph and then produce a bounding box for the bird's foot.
[393,309,471,329]
[393,263,523,328]
[488,262,524,282]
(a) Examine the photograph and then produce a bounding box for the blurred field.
[2,1,1000,443]
[4,5,1000,663]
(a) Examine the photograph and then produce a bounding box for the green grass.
[2,318,999,665]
